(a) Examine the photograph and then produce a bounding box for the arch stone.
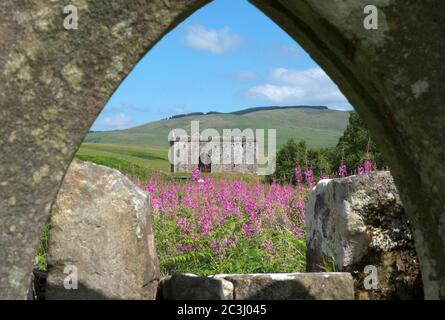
[0,0,444,299]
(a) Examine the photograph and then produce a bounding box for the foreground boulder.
[306,171,423,299]
[159,273,354,300]
[46,159,159,300]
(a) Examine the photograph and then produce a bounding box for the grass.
[76,143,170,180]
[319,255,338,273]
[155,214,307,276]
[35,218,52,271]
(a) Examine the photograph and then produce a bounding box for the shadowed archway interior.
[0,0,444,299]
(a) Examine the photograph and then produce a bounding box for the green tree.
[269,139,331,185]
[330,111,385,173]
[269,111,385,185]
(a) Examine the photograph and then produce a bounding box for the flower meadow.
[144,170,309,276]
[140,158,373,276]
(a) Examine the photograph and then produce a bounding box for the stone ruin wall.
[170,137,258,175]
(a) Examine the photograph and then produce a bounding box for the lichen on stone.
[61,63,83,91]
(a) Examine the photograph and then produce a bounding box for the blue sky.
[92,0,352,131]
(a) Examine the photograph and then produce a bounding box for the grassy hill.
[76,143,170,178]
[85,107,350,149]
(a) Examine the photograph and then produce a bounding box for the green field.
[76,143,170,179]
[85,108,350,149]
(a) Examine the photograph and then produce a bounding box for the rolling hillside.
[85,107,350,149]
[76,143,170,177]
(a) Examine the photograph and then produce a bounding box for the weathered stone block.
[159,273,234,300]
[45,159,160,300]
[306,172,423,299]
[159,273,354,300]
[214,273,354,300]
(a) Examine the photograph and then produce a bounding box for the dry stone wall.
[159,273,355,300]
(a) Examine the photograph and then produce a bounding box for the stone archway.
[1,0,444,299]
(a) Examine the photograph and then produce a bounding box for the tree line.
[269,111,386,185]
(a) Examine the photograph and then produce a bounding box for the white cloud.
[102,113,133,130]
[184,25,241,54]
[244,67,351,109]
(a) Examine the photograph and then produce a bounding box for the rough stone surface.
[170,136,258,175]
[306,172,423,299]
[45,159,159,300]
[1,0,445,299]
[159,273,234,300]
[160,273,354,300]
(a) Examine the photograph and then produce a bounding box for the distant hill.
[168,105,328,119]
[85,106,351,149]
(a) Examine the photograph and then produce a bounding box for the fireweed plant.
[142,158,373,276]
[145,169,307,276]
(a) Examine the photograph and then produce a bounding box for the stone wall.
[170,137,258,175]
[159,273,355,300]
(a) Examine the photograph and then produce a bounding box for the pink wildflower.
[305,168,314,188]
[339,160,347,177]
[294,166,302,184]
[364,159,373,174]
[192,168,201,182]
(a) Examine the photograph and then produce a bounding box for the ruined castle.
[169,135,258,175]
